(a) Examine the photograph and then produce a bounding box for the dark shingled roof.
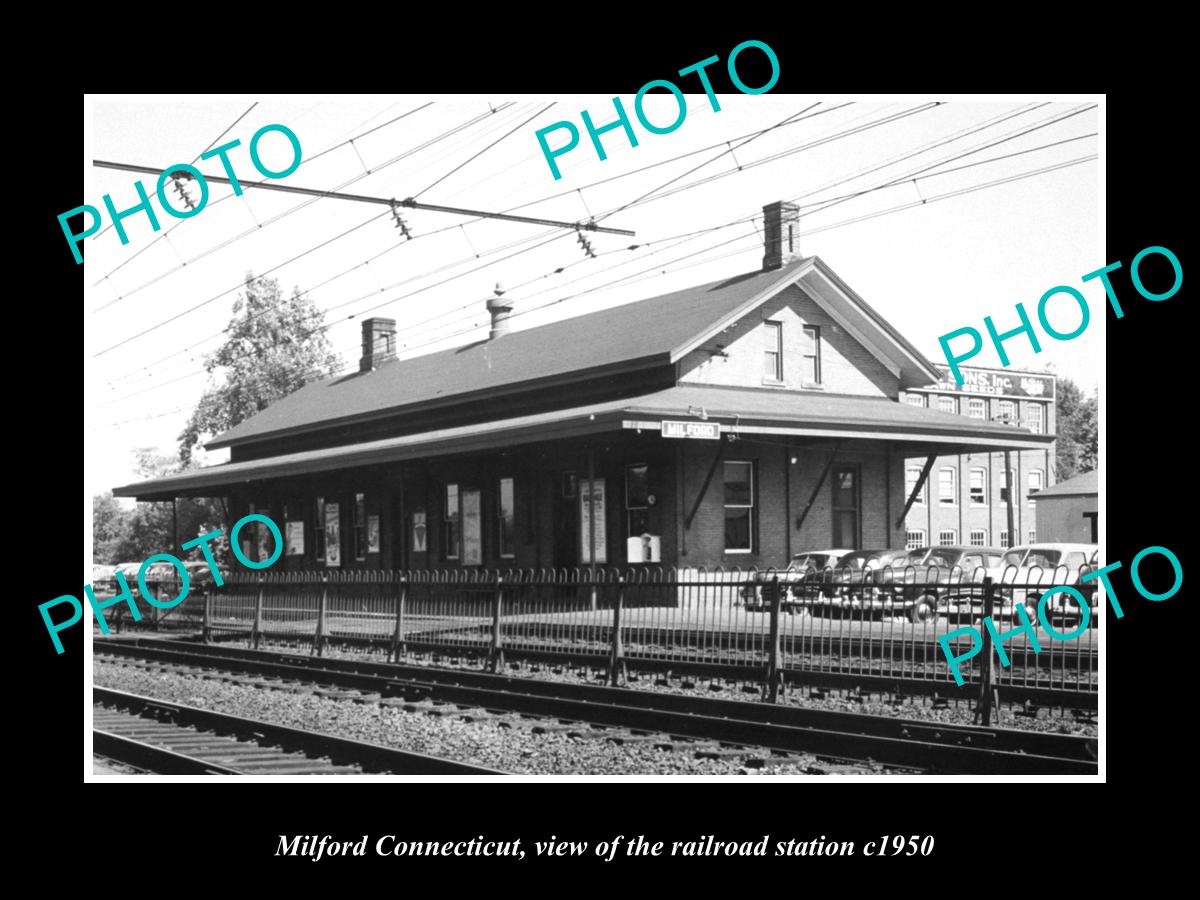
[1031,469,1097,498]
[211,257,938,449]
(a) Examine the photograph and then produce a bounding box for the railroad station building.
[899,365,1057,551]
[115,201,1054,572]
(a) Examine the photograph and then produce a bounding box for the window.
[723,461,754,553]
[314,496,326,561]
[969,468,988,506]
[968,398,986,420]
[801,325,821,384]
[625,464,650,536]
[763,322,783,381]
[906,529,926,551]
[1000,530,1011,549]
[906,394,926,408]
[1026,404,1043,434]
[444,484,461,560]
[938,529,958,546]
[1028,529,1037,543]
[497,477,515,558]
[831,466,860,548]
[906,466,927,505]
[970,529,988,547]
[938,396,957,415]
[1028,469,1044,504]
[938,467,957,506]
[998,400,1016,424]
[353,493,367,561]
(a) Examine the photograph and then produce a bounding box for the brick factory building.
[899,365,1056,551]
[115,201,1053,572]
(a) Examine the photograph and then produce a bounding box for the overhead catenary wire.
[98,151,1096,411]
[101,104,1096,392]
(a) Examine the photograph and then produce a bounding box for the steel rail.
[97,641,1097,775]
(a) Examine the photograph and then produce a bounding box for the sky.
[84,94,1101,503]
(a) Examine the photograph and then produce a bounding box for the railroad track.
[96,638,1097,775]
[93,686,506,775]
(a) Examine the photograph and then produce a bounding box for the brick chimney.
[487,282,513,339]
[762,200,801,271]
[360,317,396,372]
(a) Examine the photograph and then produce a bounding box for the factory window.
[1028,469,1044,504]
[831,466,860,548]
[314,496,326,561]
[625,463,650,536]
[906,466,927,505]
[938,529,958,546]
[906,394,926,408]
[906,529,926,551]
[352,493,367,561]
[497,477,515,559]
[1028,529,1038,543]
[969,468,988,506]
[723,461,755,553]
[998,400,1017,424]
[999,530,1011,549]
[444,484,461,561]
[968,398,986,419]
[938,467,957,506]
[802,325,821,384]
[1026,404,1043,434]
[763,322,783,381]
[970,529,988,548]
[938,396,957,415]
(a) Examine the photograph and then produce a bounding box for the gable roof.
[209,256,941,450]
[1031,469,1097,498]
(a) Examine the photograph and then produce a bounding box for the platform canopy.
[114,384,1052,501]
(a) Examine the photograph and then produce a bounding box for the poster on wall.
[412,509,427,553]
[580,478,607,564]
[286,521,304,556]
[325,502,341,567]
[462,489,482,565]
[367,515,380,554]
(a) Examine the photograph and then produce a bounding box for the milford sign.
[661,420,721,440]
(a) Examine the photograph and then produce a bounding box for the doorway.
[831,464,861,548]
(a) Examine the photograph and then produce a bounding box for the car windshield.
[923,550,958,568]
[904,549,930,564]
[838,553,872,570]
[1024,549,1063,568]
[1001,550,1026,567]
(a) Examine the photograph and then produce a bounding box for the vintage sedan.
[808,549,909,616]
[989,543,1099,623]
[740,549,852,612]
[892,545,1004,622]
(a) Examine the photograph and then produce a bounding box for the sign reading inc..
[661,420,721,440]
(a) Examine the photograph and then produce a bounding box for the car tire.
[909,595,936,624]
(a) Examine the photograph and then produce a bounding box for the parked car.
[91,564,118,597]
[740,549,852,612]
[811,549,909,616]
[886,546,1003,622]
[989,543,1099,623]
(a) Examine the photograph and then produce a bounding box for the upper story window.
[906,394,926,408]
[938,396,957,415]
[801,325,821,384]
[939,467,957,506]
[763,321,783,381]
[906,466,927,505]
[1028,469,1044,504]
[998,400,1016,424]
[968,398,986,419]
[1026,404,1044,434]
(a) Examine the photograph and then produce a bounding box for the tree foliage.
[93,450,229,565]
[178,273,341,465]
[1055,377,1098,480]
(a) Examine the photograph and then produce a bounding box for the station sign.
[661,420,721,440]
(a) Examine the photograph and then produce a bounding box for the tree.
[1055,377,1098,481]
[178,273,342,465]
[93,492,131,564]
[103,449,230,565]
